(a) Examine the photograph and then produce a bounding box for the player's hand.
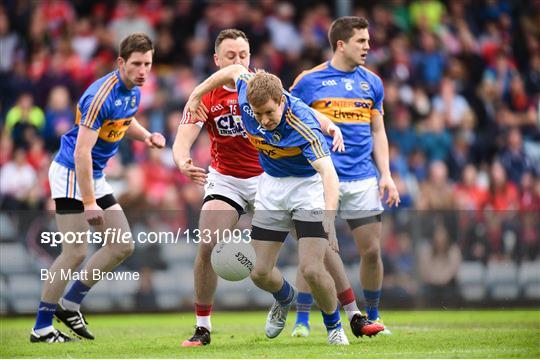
[379,175,400,207]
[179,158,207,186]
[322,212,339,252]
[327,124,345,152]
[185,94,209,121]
[145,132,166,149]
[84,202,104,227]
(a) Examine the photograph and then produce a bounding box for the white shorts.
[252,172,325,232]
[204,167,260,213]
[338,177,384,220]
[49,161,114,200]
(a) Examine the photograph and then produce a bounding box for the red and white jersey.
[181,86,262,179]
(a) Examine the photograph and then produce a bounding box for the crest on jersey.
[272,132,282,143]
[216,114,247,138]
[130,96,136,108]
[360,82,370,91]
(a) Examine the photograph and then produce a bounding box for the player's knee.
[112,242,135,261]
[250,266,271,285]
[300,263,323,285]
[198,242,215,261]
[361,244,381,264]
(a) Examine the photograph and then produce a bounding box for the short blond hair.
[247,72,283,108]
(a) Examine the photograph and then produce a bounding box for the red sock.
[195,303,212,317]
[337,288,356,307]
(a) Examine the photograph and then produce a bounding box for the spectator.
[35,0,75,39]
[454,164,488,211]
[418,222,462,306]
[4,93,45,149]
[43,86,74,151]
[519,172,540,212]
[416,161,455,210]
[0,7,21,73]
[446,131,472,182]
[387,106,417,157]
[0,147,38,210]
[499,74,538,132]
[498,127,535,185]
[418,111,453,163]
[109,0,156,46]
[412,31,446,92]
[71,17,98,63]
[524,53,540,95]
[409,148,428,182]
[432,77,475,132]
[519,212,539,261]
[485,160,520,211]
[266,2,303,55]
[409,0,446,33]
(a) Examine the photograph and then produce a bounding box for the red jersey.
[182,86,262,178]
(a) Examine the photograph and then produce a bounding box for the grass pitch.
[1,310,539,358]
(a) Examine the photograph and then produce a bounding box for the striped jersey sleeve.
[284,107,329,163]
[79,74,118,130]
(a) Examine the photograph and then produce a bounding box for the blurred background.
[0,0,539,314]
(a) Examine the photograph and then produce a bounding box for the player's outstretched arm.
[126,118,165,148]
[371,112,400,207]
[311,156,340,251]
[172,123,207,186]
[311,109,345,152]
[185,64,248,118]
[75,125,103,226]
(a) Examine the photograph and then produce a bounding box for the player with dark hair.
[31,33,165,343]
[290,16,400,335]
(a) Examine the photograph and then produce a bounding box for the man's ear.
[213,53,220,68]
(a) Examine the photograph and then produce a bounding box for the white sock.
[342,302,361,322]
[196,315,211,332]
[34,325,55,336]
[60,297,80,312]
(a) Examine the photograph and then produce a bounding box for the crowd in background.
[0,0,539,305]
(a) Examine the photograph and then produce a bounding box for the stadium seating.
[153,268,189,310]
[0,214,17,242]
[83,278,115,312]
[6,274,41,313]
[0,243,33,275]
[0,275,8,314]
[486,261,519,300]
[457,261,486,301]
[519,261,540,299]
[109,278,139,310]
[215,277,252,308]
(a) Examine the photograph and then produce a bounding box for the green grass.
[1,310,539,358]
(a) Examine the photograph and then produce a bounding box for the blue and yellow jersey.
[55,70,140,178]
[236,73,329,178]
[290,61,384,181]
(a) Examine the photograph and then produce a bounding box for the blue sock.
[295,292,313,327]
[363,289,381,321]
[63,280,91,306]
[272,279,294,306]
[321,306,342,331]
[34,301,57,330]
